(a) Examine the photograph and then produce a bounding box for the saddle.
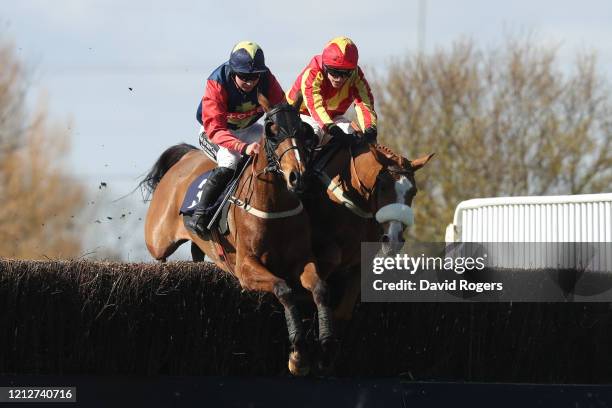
[179,175,231,236]
[180,150,249,236]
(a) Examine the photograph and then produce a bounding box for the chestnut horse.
[140,96,333,375]
[304,140,434,320]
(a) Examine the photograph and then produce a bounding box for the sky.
[1,0,611,260]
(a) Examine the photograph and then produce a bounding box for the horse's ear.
[410,153,435,171]
[265,120,277,137]
[258,92,271,113]
[290,91,303,111]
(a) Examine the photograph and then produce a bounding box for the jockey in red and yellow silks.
[286,36,378,145]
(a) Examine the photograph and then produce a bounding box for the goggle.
[325,67,353,78]
[235,72,261,82]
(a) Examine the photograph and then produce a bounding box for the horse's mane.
[373,143,406,167]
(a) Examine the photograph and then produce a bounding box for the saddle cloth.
[180,171,233,235]
[180,170,213,216]
[180,151,249,235]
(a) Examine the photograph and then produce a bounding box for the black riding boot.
[186,166,235,235]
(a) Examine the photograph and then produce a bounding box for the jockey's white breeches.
[199,123,263,170]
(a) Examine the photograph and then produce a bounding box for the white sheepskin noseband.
[375,204,414,226]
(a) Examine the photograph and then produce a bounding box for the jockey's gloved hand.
[328,124,354,146]
[244,142,260,156]
[302,123,316,148]
[363,126,378,144]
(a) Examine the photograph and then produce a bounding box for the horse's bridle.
[347,144,416,220]
[262,104,305,174]
[347,144,412,196]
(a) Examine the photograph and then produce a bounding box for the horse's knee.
[312,280,331,306]
[273,281,294,304]
[238,273,281,294]
[237,275,254,291]
[299,260,321,290]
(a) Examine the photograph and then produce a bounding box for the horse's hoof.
[288,351,310,376]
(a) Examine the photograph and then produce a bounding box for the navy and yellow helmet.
[229,41,268,74]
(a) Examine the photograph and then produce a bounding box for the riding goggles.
[235,72,261,82]
[324,66,354,78]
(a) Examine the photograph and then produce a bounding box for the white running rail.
[445,193,612,243]
[445,193,612,271]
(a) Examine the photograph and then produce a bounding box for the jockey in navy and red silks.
[189,41,285,235]
[197,41,285,155]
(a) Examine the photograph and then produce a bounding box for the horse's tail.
[139,143,198,200]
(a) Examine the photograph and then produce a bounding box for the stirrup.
[185,212,207,236]
[194,217,207,235]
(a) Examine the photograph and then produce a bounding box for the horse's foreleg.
[300,260,338,373]
[239,256,309,376]
[190,242,206,262]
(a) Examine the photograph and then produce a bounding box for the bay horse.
[304,139,434,320]
[140,95,333,375]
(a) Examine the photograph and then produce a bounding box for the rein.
[231,104,305,219]
[311,143,373,218]
[349,144,374,198]
[259,104,302,175]
[261,138,298,175]
[311,142,413,219]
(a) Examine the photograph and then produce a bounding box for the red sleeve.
[201,79,247,152]
[352,67,377,130]
[265,72,286,106]
[302,67,334,130]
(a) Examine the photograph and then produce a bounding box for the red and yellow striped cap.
[322,36,359,70]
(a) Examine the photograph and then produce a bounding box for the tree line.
[373,38,612,241]
[0,41,86,258]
